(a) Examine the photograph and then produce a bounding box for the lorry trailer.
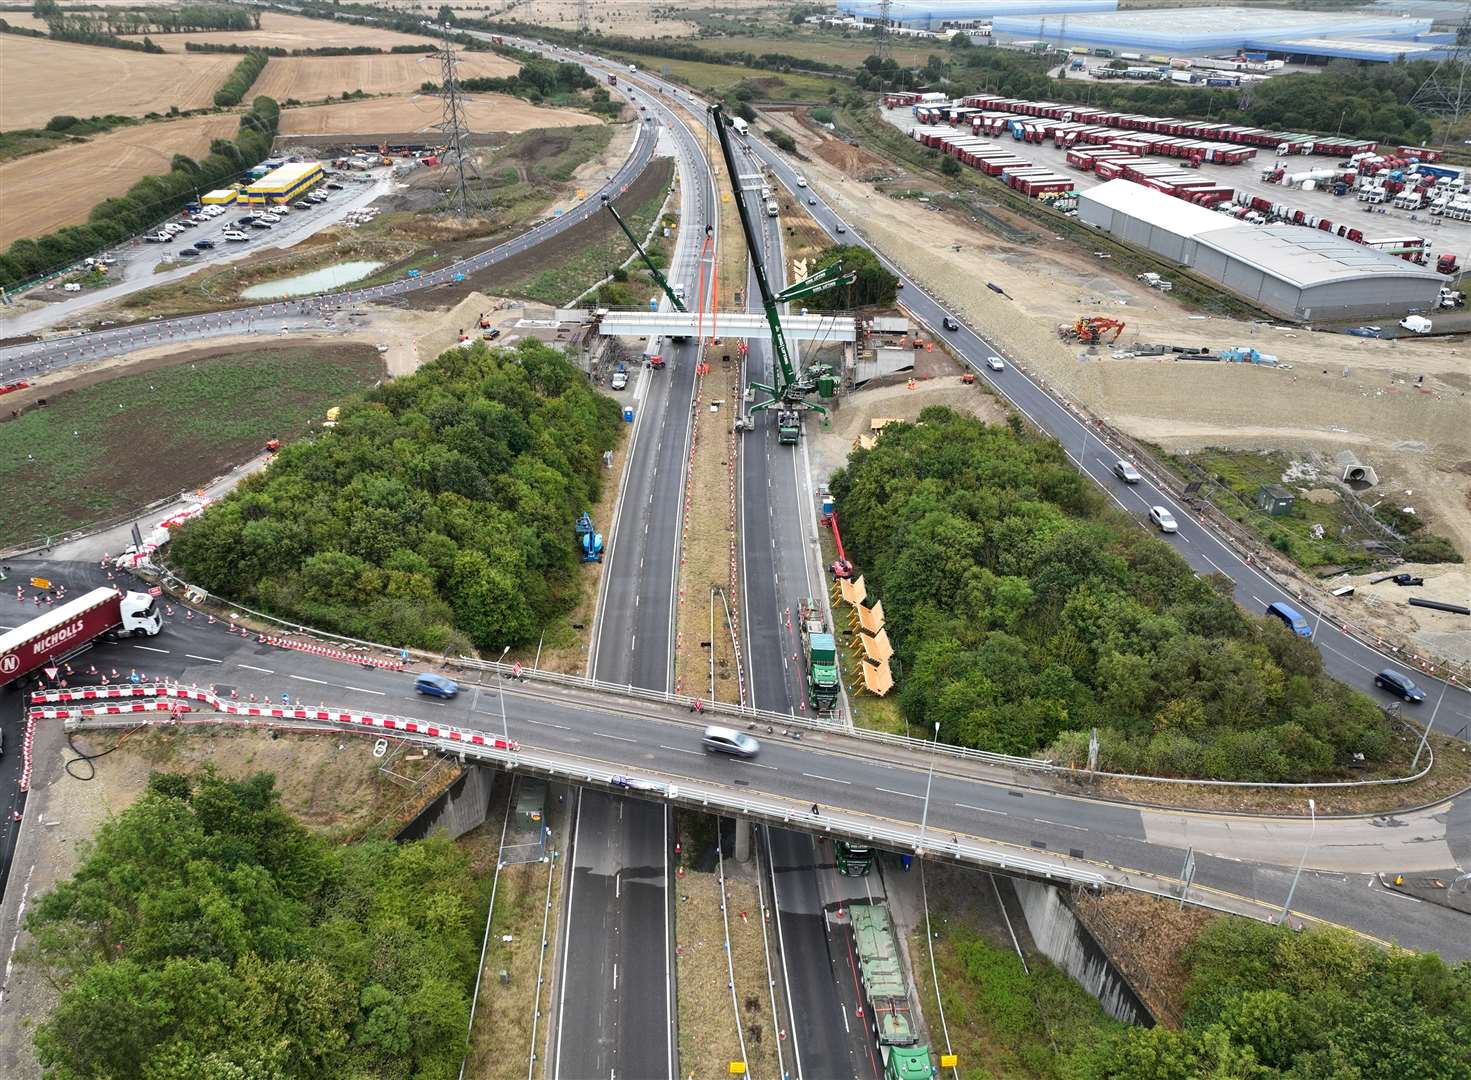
[0,587,162,688]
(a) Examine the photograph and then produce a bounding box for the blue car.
[413,673,459,699]
[1265,601,1313,638]
[1374,670,1426,703]
[1346,326,1382,338]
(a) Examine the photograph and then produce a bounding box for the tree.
[438,4,456,25]
[806,244,897,311]
[940,155,962,176]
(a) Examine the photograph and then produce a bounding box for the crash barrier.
[27,683,519,753]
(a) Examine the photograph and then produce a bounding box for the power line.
[433,23,481,219]
[875,0,893,63]
[1407,2,1470,138]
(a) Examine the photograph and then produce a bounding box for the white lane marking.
[802,772,851,785]
[185,654,221,663]
[1385,889,1423,904]
[596,732,637,743]
[344,686,386,695]
[876,786,924,800]
[658,744,702,755]
[740,760,778,770]
[132,644,169,653]
[290,674,328,685]
[523,717,569,729]
[1036,819,1087,831]
[238,663,275,673]
[1252,596,1266,606]
[956,803,1007,815]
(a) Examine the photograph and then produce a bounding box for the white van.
[1398,315,1431,335]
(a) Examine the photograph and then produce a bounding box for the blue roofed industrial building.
[988,7,1450,63]
[838,0,1120,21]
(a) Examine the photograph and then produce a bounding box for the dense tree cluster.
[171,340,620,653]
[806,244,897,311]
[830,409,1391,779]
[1074,919,1471,1079]
[213,48,269,106]
[0,97,280,289]
[23,770,483,1079]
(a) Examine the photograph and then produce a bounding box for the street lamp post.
[1280,798,1316,927]
[917,722,940,852]
[497,644,511,746]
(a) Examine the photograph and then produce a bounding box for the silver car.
[1149,506,1178,533]
[702,725,760,758]
[1113,460,1142,484]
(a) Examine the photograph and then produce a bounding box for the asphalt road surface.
[552,78,719,1080]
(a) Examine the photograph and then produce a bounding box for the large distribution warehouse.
[1078,180,1443,321]
[244,161,324,205]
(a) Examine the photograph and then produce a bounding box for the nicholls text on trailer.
[0,587,162,688]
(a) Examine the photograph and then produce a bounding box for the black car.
[327,182,344,190]
[236,215,256,225]
[194,238,216,249]
[1374,670,1426,703]
[942,316,960,331]
[177,247,200,257]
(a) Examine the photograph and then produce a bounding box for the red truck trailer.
[0,587,162,688]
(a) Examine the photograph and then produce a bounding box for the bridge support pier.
[734,816,751,863]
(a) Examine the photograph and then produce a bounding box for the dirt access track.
[763,108,1471,557]
[278,93,588,137]
[0,115,237,246]
[0,35,237,129]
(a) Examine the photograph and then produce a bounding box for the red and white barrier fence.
[25,684,517,766]
[18,715,35,792]
[260,636,406,670]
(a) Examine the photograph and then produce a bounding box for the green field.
[0,344,384,547]
[616,53,841,102]
[696,32,944,70]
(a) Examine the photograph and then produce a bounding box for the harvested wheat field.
[0,115,237,245]
[0,35,237,129]
[251,50,515,102]
[121,11,438,51]
[0,10,49,31]
[279,93,588,136]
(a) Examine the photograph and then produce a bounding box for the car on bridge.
[413,673,459,699]
[701,725,760,758]
[1375,669,1426,702]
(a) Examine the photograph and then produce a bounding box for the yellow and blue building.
[244,161,324,205]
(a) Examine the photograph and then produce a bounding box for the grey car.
[1113,460,1142,483]
[701,725,760,758]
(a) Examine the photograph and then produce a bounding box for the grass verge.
[618,53,841,103]
[0,343,384,548]
[909,864,1119,1078]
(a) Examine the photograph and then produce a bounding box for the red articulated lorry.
[0,587,162,689]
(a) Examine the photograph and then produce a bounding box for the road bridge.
[598,310,857,342]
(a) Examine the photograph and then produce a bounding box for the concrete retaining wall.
[396,764,496,842]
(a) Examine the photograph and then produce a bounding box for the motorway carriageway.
[0,573,1465,968]
[627,76,1471,742]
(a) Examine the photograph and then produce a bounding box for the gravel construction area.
[763,109,1471,652]
[0,35,237,129]
[0,114,237,245]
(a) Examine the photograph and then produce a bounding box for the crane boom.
[601,193,685,313]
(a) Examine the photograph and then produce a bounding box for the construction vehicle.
[835,840,874,875]
[1059,316,1126,345]
[798,597,840,713]
[574,512,604,562]
[851,902,936,1080]
[709,103,856,445]
[602,194,686,314]
[827,509,854,579]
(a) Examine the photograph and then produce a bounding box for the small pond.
[240,260,384,299]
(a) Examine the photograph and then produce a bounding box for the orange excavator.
[1059,316,1126,345]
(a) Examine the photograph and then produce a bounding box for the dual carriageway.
[1,36,1468,1080]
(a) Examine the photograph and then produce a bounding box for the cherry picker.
[709,103,855,444]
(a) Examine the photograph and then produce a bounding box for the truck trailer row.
[907,127,1075,197]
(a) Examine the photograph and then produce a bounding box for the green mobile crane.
[601,193,685,313]
[709,103,855,444]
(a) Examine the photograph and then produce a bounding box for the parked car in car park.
[1149,506,1178,533]
[222,230,249,241]
[145,232,173,243]
[1375,669,1426,702]
[194,238,216,249]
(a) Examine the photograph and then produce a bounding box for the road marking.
[238,664,274,673]
[523,717,569,730]
[344,686,385,695]
[1385,889,1423,904]
[1036,819,1087,831]
[658,744,701,755]
[876,786,924,800]
[184,654,221,663]
[740,760,778,770]
[802,772,851,785]
[596,732,637,743]
[290,674,328,685]
[956,803,1007,815]
[132,644,169,653]
[1252,596,1266,607]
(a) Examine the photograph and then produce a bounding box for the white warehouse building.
[1078,180,1443,321]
